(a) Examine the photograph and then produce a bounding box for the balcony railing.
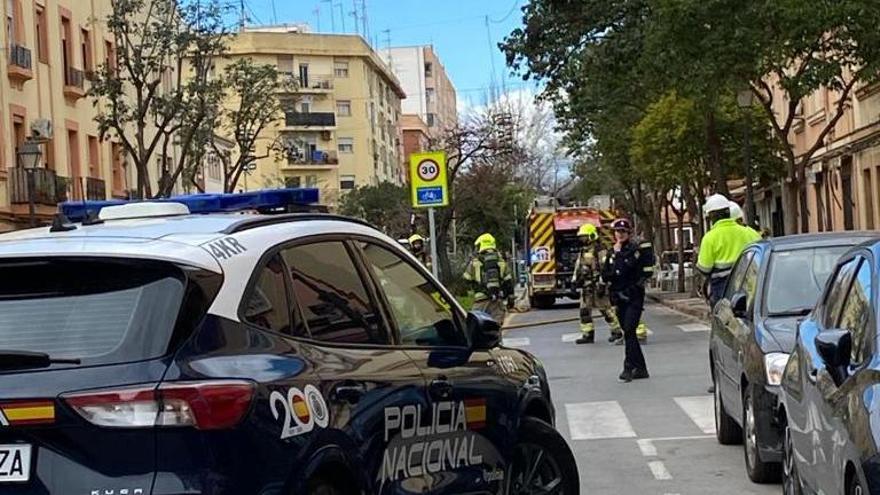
[287,150,339,166]
[9,44,32,70]
[8,167,69,205]
[285,112,336,127]
[65,67,85,88]
[85,177,107,200]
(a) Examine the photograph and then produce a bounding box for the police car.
[0,190,577,495]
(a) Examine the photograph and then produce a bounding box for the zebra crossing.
[562,395,715,441]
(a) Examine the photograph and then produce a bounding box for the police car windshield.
[0,258,185,367]
[764,246,850,318]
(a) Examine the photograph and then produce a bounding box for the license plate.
[0,444,31,482]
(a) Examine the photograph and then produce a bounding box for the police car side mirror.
[468,311,501,350]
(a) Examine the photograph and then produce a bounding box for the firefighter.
[464,233,512,323]
[408,234,431,268]
[697,194,761,309]
[572,223,623,344]
[603,218,654,382]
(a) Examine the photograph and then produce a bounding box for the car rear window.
[0,258,186,366]
[763,246,850,318]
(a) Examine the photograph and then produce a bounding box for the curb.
[646,292,709,321]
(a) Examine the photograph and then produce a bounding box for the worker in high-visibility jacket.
[697,194,762,309]
[572,223,623,344]
[464,233,513,323]
[728,201,764,238]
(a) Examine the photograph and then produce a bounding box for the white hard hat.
[728,201,743,220]
[703,194,730,215]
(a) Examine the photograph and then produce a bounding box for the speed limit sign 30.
[417,159,440,182]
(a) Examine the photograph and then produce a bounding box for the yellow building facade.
[226,29,406,205]
[0,0,131,230]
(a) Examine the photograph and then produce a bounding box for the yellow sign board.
[410,151,449,208]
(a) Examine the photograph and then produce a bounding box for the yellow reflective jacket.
[697,218,761,278]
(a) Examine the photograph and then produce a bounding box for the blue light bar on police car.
[59,188,320,222]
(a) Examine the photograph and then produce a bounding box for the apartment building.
[225,28,406,204]
[0,0,117,230]
[381,45,457,181]
[760,80,880,235]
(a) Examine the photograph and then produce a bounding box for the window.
[300,101,311,113]
[277,54,293,73]
[298,63,309,88]
[338,137,354,153]
[837,259,873,364]
[285,176,302,188]
[6,0,22,45]
[823,258,860,329]
[360,242,465,347]
[35,5,48,63]
[68,129,81,198]
[11,114,25,159]
[81,28,93,72]
[340,174,355,190]
[305,175,317,188]
[61,15,73,76]
[427,113,435,127]
[424,62,433,77]
[87,135,100,177]
[336,100,352,117]
[334,60,349,78]
[243,255,292,335]
[763,246,851,316]
[104,40,117,74]
[283,242,386,345]
[426,87,435,105]
[111,142,124,192]
[742,251,762,308]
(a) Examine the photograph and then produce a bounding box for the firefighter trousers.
[579,288,622,336]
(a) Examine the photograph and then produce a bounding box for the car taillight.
[62,380,255,430]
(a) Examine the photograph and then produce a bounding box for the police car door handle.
[332,382,366,404]
[429,378,453,400]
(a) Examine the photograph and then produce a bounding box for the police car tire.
[306,477,345,495]
[509,417,579,495]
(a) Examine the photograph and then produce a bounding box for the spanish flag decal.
[464,398,487,430]
[0,400,55,426]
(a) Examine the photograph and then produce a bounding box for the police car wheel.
[507,417,579,495]
[307,477,345,495]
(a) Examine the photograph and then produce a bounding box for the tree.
[648,0,880,233]
[206,59,296,193]
[338,182,413,237]
[91,0,228,198]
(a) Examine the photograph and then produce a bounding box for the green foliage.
[337,182,413,238]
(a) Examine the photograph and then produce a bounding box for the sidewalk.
[646,289,710,321]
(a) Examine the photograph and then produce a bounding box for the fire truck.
[525,197,617,309]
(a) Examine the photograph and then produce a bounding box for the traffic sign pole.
[428,207,439,279]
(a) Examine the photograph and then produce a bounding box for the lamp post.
[737,88,756,227]
[17,139,43,228]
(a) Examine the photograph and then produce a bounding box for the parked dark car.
[710,232,877,484]
[780,239,880,495]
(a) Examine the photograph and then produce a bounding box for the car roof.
[757,231,880,252]
[0,213,376,273]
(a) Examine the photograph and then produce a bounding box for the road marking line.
[677,323,710,332]
[637,439,657,457]
[502,337,530,347]
[561,333,582,343]
[565,401,636,440]
[648,460,673,480]
[641,434,715,443]
[674,396,717,434]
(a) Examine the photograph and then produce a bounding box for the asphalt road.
[503,300,779,495]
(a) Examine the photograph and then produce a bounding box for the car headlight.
[764,352,790,386]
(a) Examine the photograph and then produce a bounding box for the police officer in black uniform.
[604,218,654,383]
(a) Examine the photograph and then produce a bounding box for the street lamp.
[17,139,42,228]
[737,88,756,227]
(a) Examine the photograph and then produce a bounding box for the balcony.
[285,150,339,169]
[281,73,334,94]
[285,112,336,129]
[8,167,69,206]
[8,44,33,82]
[64,67,86,99]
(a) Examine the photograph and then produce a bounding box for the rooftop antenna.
[239,0,246,29]
[351,0,360,36]
[314,5,321,32]
[323,0,335,32]
[270,0,278,24]
[336,1,346,32]
[361,0,369,42]
[382,29,391,62]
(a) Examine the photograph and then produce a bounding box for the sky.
[241,0,536,111]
